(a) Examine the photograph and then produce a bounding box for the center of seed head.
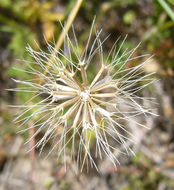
[80,90,90,101]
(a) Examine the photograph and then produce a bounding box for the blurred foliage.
[119,151,174,190]
[0,0,64,59]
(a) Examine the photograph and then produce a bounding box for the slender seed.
[63,68,84,90]
[90,81,115,92]
[52,83,77,92]
[72,75,84,90]
[62,100,80,120]
[55,96,79,110]
[80,65,88,87]
[91,84,117,92]
[91,97,117,107]
[52,91,77,96]
[72,103,83,128]
[59,73,80,90]
[88,97,95,109]
[84,101,89,124]
[90,65,106,88]
[91,93,116,98]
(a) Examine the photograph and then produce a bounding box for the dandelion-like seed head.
[13,20,157,172]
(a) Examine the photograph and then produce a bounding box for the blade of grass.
[157,0,174,22]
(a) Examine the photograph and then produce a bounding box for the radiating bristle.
[13,20,157,172]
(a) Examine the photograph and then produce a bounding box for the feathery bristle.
[13,20,157,172]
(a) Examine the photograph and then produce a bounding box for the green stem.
[157,0,174,21]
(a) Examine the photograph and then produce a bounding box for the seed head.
[13,20,157,172]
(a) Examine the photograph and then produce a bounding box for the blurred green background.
[0,0,174,190]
